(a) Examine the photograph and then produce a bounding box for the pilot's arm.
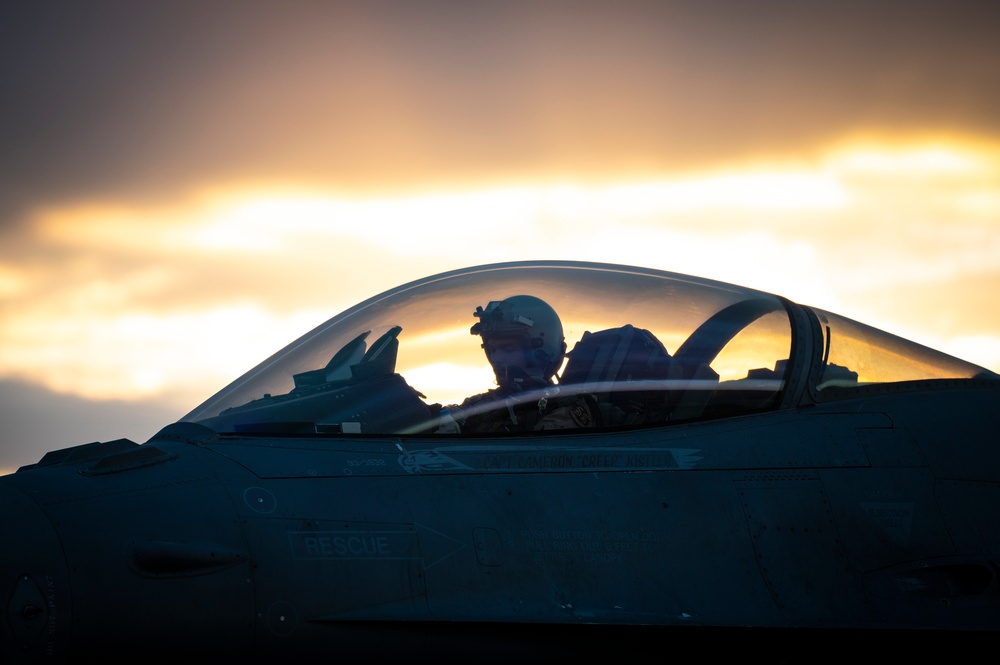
[434,391,596,433]
[533,394,597,430]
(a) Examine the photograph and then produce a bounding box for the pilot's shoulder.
[458,389,502,408]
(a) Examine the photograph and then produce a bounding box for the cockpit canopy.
[182,261,996,436]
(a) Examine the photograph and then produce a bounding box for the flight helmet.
[471,295,566,388]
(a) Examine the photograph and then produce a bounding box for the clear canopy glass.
[181,261,994,436]
[811,307,996,390]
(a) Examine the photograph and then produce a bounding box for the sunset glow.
[4,137,998,415]
[2,1,998,475]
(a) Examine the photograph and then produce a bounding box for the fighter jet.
[3,260,998,661]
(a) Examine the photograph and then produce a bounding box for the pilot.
[437,295,596,433]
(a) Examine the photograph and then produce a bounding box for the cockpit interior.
[182,262,996,437]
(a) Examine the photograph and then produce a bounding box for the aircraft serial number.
[346,458,387,467]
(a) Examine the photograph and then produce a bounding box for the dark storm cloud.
[1,0,998,227]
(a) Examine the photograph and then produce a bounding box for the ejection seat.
[560,325,672,427]
[559,324,720,427]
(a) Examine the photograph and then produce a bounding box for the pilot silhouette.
[438,295,596,433]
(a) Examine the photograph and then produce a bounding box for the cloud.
[1,1,999,467]
[1,137,998,416]
[0,378,180,476]
[2,1,998,224]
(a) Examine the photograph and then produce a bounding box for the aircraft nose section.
[0,480,70,662]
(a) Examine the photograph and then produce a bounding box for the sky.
[1,0,999,474]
